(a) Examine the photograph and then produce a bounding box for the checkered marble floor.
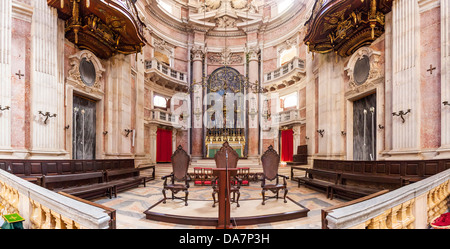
[93,164,344,229]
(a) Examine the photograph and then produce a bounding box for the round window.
[79,58,96,86]
[353,55,370,85]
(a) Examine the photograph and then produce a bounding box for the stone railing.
[0,169,110,229]
[145,58,188,86]
[147,108,188,129]
[264,57,306,86]
[262,109,305,130]
[325,168,450,229]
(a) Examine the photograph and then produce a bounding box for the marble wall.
[2,0,449,164]
[0,0,12,152]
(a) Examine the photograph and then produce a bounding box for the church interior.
[0,0,449,231]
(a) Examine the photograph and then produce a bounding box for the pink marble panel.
[419,7,441,149]
[10,17,31,149]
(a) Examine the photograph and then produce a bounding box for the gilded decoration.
[304,0,392,57]
[207,66,244,93]
[47,0,146,59]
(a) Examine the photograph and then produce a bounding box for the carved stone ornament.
[197,0,260,13]
[345,47,382,89]
[153,37,174,55]
[278,36,298,53]
[191,45,205,61]
[216,16,236,28]
[208,47,243,65]
[247,45,260,61]
[67,50,106,93]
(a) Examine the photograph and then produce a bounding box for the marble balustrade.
[0,169,110,229]
[325,168,450,229]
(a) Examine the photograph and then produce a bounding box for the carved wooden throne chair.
[161,145,190,206]
[212,141,242,207]
[261,145,289,205]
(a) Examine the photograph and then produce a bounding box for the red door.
[281,129,294,162]
[156,128,173,163]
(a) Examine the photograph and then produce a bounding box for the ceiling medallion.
[47,0,147,59]
[304,0,392,57]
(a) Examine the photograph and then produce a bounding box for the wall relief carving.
[67,50,106,94]
[344,47,382,96]
[198,0,260,13]
[208,47,243,65]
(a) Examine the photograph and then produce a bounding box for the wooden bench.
[340,172,404,186]
[328,184,382,200]
[137,164,156,181]
[41,172,116,200]
[105,168,146,192]
[290,166,309,179]
[296,169,340,198]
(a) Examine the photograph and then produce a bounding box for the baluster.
[397,201,411,228]
[379,210,391,229]
[390,205,402,229]
[61,216,75,229]
[4,185,12,213]
[405,200,415,229]
[427,189,436,222]
[41,206,54,229]
[30,200,43,229]
[73,221,82,229]
[51,210,63,229]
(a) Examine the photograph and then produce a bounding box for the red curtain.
[281,129,294,162]
[156,128,173,162]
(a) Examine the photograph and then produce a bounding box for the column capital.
[246,45,260,62]
[191,44,205,62]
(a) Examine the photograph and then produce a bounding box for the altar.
[205,128,246,158]
[206,141,244,158]
[203,67,248,159]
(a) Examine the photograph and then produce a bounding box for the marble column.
[30,1,67,158]
[191,45,204,158]
[149,124,158,164]
[247,46,260,158]
[134,52,147,164]
[390,0,420,158]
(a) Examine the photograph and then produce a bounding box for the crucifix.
[15,70,24,79]
[427,64,437,75]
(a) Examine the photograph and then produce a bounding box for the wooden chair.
[261,145,289,205]
[161,145,190,206]
[212,141,241,207]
